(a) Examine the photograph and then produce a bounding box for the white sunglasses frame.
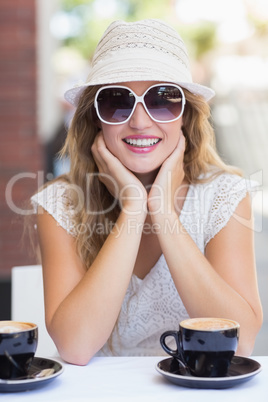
[94,83,186,125]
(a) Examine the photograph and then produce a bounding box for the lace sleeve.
[31,181,78,236]
[204,174,259,246]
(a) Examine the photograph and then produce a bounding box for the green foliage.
[124,0,174,20]
[180,23,217,59]
[59,0,217,60]
[248,14,268,36]
[61,0,95,11]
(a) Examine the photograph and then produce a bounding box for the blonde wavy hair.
[59,85,241,269]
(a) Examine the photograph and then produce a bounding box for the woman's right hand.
[91,131,147,215]
[38,133,148,366]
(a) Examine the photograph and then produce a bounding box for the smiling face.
[99,81,184,179]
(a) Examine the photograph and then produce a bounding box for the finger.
[91,131,105,157]
[93,133,118,165]
[173,133,186,155]
[91,133,109,173]
[162,135,185,169]
[92,132,111,166]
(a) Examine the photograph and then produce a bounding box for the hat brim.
[64,49,215,105]
[64,80,215,107]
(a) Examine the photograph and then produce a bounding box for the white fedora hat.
[64,19,215,106]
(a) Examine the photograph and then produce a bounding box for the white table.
[3,356,267,401]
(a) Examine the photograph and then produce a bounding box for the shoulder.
[31,180,79,236]
[31,180,74,213]
[193,170,258,202]
[191,170,259,246]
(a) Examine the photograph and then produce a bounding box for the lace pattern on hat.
[93,20,190,70]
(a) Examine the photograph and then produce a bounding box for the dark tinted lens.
[145,85,183,121]
[96,88,135,123]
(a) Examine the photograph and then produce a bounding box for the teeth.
[124,138,160,147]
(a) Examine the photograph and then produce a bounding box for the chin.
[127,164,161,178]
[120,155,163,177]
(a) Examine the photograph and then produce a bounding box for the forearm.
[47,210,146,364]
[152,211,262,356]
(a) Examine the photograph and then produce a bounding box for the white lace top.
[31,172,256,356]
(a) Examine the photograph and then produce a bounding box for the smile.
[123,138,161,147]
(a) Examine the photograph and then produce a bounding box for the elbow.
[236,340,255,357]
[47,326,97,366]
[58,348,95,366]
[46,317,101,366]
[237,311,263,357]
[53,334,98,365]
[53,335,98,366]
[48,328,99,366]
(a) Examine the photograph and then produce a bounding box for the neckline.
[133,254,165,283]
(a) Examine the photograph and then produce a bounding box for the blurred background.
[0,0,267,354]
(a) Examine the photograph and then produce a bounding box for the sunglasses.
[94,83,186,125]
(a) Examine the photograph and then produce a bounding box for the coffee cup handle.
[160,330,188,368]
[160,330,182,357]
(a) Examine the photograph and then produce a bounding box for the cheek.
[163,124,182,149]
[161,118,182,136]
[101,124,113,145]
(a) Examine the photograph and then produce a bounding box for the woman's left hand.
[148,133,186,216]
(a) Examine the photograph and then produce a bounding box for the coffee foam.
[181,318,239,331]
[0,322,35,334]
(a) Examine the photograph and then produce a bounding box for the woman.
[32,19,263,364]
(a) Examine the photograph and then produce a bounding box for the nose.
[129,102,153,129]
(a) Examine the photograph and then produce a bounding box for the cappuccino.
[181,317,239,331]
[0,321,36,334]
